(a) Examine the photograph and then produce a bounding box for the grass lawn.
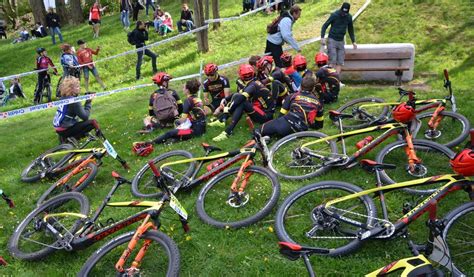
[0,0,473,275]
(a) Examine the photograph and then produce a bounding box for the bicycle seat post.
[375,168,389,221]
[338,118,347,156]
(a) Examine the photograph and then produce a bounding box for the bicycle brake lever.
[180,217,190,233]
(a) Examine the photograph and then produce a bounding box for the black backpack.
[267,11,291,35]
[127,31,136,45]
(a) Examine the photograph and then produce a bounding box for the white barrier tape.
[1,0,372,120]
[204,0,282,24]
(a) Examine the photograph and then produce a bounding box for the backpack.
[266,11,291,34]
[127,31,136,45]
[153,90,179,122]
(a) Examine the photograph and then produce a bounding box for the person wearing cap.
[76,40,106,91]
[265,5,302,68]
[320,2,357,76]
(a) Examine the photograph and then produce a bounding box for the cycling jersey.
[36,56,57,72]
[315,65,340,103]
[258,67,295,95]
[240,80,275,114]
[281,90,324,129]
[53,96,92,130]
[182,95,206,123]
[203,74,230,100]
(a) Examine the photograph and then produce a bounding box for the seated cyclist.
[236,55,261,91]
[314,52,340,104]
[280,52,301,92]
[133,78,206,151]
[211,64,274,142]
[53,76,99,142]
[256,55,294,105]
[258,76,324,138]
[34,47,58,104]
[202,63,231,117]
[293,54,314,80]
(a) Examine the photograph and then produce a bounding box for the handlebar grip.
[121,162,130,170]
[148,160,160,177]
[444,69,449,81]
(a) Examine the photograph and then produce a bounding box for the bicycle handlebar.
[1,191,15,208]
[443,69,449,81]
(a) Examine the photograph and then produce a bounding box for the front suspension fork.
[230,156,254,194]
[427,106,445,130]
[403,132,422,171]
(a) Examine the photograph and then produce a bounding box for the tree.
[211,0,220,30]
[27,0,47,26]
[69,0,84,25]
[2,0,19,29]
[193,0,209,53]
[55,0,68,25]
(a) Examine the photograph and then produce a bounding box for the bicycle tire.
[375,139,455,194]
[441,201,474,276]
[21,143,75,183]
[334,97,389,130]
[275,181,377,257]
[36,162,99,206]
[46,84,52,102]
[415,110,470,148]
[131,150,196,198]
[8,192,89,261]
[77,230,180,277]
[195,165,280,229]
[268,131,338,180]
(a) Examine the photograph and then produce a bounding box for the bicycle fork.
[227,157,254,207]
[403,132,422,172]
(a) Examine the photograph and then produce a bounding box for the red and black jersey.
[36,56,57,73]
[281,90,323,128]
[203,74,230,100]
[258,67,295,94]
[182,95,206,123]
[315,66,340,103]
[242,80,275,114]
[148,88,182,116]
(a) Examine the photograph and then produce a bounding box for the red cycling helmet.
[293,54,307,71]
[315,52,329,67]
[450,149,474,176]
[392,103,416,123]
[151,72,172,86]
[280,52,292,67]
[256,56,274,71]
[132,142,154,157]
[204,63,218,76]
[239,64,255,81]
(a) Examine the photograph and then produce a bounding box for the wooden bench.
[342,50,412,85]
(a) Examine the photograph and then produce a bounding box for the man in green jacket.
[320,2,357,75]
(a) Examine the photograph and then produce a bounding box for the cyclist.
[236,56,261,91]
[212,64,274,142]
[293,54,313,79]
[141,72,183,133]
[314,52,340,103]
[60,43,81,78]
[133,78,206,150]
[258,76,324,138]
[202,63,231,117]
[280,52,301,92]
[256,55,294,105]
[53,76,99,142]
[34,47,58,104]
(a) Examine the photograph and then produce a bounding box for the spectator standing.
[320,2,357,75]
[177,3,194,33]
[145,0,156,16]
[60,44,81,78]
[265,5,302,67]
[76,40,106,91]
[46,8,63,45]
[31,22,47,38]
[243,0,255,13]
[89,0,107,38]
[130,20,157,80]
[120,0,132,29]
[153,8,165,32]
[159,12,173,36]
[132,0,144,21]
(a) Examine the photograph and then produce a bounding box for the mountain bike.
[9,167,185,276]
[334,69,470,148]
[21,129,128,183]
[34,71,55,104]
[132,134,280,229]
[268,112,455,191]
[275,158,474,276]
[0,189,14,267]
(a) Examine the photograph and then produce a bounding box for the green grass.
[0,0,473,275]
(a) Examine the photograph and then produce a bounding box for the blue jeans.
[136,48,157,79]
[145,0,156,15]
[121,10,130,28]
[50,27,63,44]
[177,20,194,32]
[153,19,162,31]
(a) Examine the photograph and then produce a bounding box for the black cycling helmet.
[36,47,46,54]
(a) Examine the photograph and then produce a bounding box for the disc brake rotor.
[226,192,249,208]
[407,164,428,177]
[424,129,442,139]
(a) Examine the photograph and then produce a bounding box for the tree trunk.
[27,0,47,26]
[3,0,19,29]
[193,0,209,53]
[55,0,68,25]
[69,0,84,25]
[204,0,209,21]
[211,0,220,30]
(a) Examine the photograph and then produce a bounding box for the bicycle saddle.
[329,110,353,121]
[398,87,416,97]
[360,159,397,171]
[201,143,222,153]
[111,171,130,183]
[278,242,329,260]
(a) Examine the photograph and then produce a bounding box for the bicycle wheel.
[376,139,455,194]
[78,230,180,277]
[46,84,52,102]
[21,143,75,183]
[275,181,377,257]
[442,201,474,276]
[334,97,389,130]
[131,150,196,198]
[36,162,99,206]
[416,111,470,148]
[196,165,280,229]
[8,192,89,261]
[268,131,338,180]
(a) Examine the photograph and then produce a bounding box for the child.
[159,12,173,36]
[60,43,81,78]
[34,47,58,104]
[76,39,106,91]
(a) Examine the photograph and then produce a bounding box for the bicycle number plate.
[169,194,188,220]
[102,140,118,159]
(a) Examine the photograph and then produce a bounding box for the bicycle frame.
[42,147,106,177]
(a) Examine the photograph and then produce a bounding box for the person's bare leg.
[336,65,342,74]
[95,75,106,89]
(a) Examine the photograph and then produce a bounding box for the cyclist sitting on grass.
[314,52,340,104]
[280,52,301,92]
[258,75,324,138]
[34,47,58,104]
[202,63,231,117]
[256,55,294,105]
[211,64,274,142]
[140,72,183,134]
[53,76,99,142]
[133,78,206,154]
[236,55,261,91]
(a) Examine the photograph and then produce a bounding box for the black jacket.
[131,28,148,48]
[180,10,193,21]
[46,13,61,28]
